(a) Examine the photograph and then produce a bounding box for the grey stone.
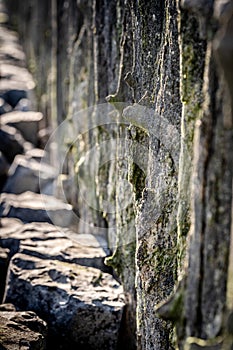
[4,253,124,350]
[2,154,56,194]
[0,247,10,261]
[0,307,47,350]
[25,148,47,162]
[5,0,233,349]
[0,26,26,67]
[0,303,16,312]
[0,192,73,227]
[0,219,23,303]
[0,217,24,231]
[1,111,43,145]
[0,62,35,93]
[0,221,110,272]
[0,218,24,256]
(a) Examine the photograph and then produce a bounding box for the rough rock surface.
[4,252,124,350]
[0,22,35,94]
[0,220,110,272]
[0,304,47,350]
[0,217,124,349]
[0,3,125,350]
[0,191,73,227]
[4,0,233,349]
[25,148,47,162]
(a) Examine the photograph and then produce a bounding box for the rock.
[0,247,10,261]
[0,125,25,163]
[0,191,73,227]
[0,307,47,350]
[0,219,24,303]
[0,217,24,231]
[0,218,24,256]
[0,27,26,67]
[0,62,35,92]
[2,154,56,194]
[25,148,47,162]
[4,253,124,350]
[0,303,16,312]
[1,110,43,145]
[0,221,110,273]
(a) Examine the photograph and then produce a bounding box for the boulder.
[0,221,110,272]
[0,62,35,93]
[0,218,24,255]
[0,217,24,232]
[0,192,73,227]
[4,253,124,350]
[0,303,16,312]
[0,219,24,302]
[1,110,43,145]
[0,27,26,67]
[0,305,47,350]
[2,154,56,194]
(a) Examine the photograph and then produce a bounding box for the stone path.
[0,4,124,350]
